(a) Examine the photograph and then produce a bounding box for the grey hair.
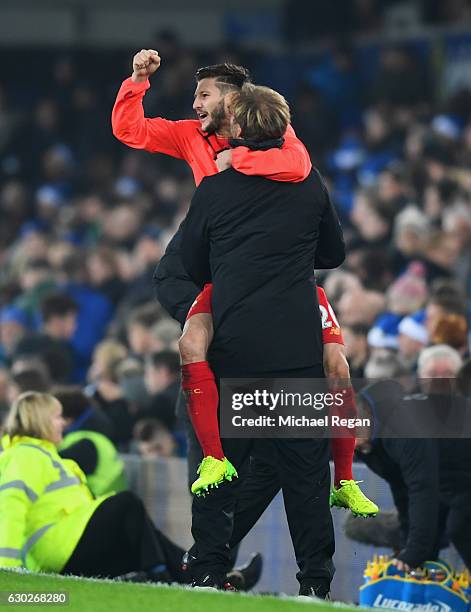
[364,349,409,379]
[417,344,463,377]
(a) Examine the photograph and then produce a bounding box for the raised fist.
[132,49,161,82]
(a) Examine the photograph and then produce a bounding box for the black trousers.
[190,364,335,586]
[63,491,186,580]
[433,498,471,570]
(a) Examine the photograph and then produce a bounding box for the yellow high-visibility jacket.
[59,430,127,497]
[0,435,111,572]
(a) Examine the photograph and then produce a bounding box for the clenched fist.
[132,49,161,82]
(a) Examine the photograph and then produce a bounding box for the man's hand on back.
[132,49,161,82]
[216,149,233,172]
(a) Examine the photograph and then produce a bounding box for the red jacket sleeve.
[231,124,312,182]
[317,286,344,345]
[111,77,192,160]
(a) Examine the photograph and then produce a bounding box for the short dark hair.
[24,258,51,273]
[128,303,161,329]
[428,293,468,318]
[148,350,180,376]
[346,323,370,337]
[40,293,78,322]
[11,368,51,394]
[195,63,251,90]
[53,386,89,419]
[133,417,169,442]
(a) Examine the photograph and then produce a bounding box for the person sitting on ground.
[54,386,126,497]
[0,391,261,590]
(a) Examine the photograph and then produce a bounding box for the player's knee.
[179,326,208,363]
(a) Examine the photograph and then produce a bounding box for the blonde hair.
[4,391,61,440]
[231,84,290,141]
[93,339,127,375]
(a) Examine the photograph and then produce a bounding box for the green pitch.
[0,570,365,612]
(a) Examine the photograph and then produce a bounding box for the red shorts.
[186,283,213,319]
[186,283,344,345]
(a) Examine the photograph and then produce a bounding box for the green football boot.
[191,456,238,496]
[330,480,379,517]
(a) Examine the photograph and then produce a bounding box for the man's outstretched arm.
[112,49,189,158]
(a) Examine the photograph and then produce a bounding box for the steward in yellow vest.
[59,430,127,497]
[0,433,110,571]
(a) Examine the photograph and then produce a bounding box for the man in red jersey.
[112,50,377,517]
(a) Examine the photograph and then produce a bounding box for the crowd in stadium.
[0,0,471,599]
[0,29,470,457]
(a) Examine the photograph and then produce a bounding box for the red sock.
[331,386,356,486]
[181,361,225,460]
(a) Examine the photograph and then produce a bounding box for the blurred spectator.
[86,339,133,446]
[369,47,430,107]
[55,386,127,496]
[13,293,78,383]
[115,357,149,413]
[86,247,127,305]
[417,344,463,395]
[126,303,162,359]
[392,206,430,267]
[151,318,181,352]
[53,386,115,440]
[429,313,468,353]
[342,324,370,378]
[7,366,52,405]
[0,306,29,361]
[417,344,463,379]
[367,263,428,350]
[133,418,177,458]
[56,253,113,381]
[425,289,468,336]
[397,311,428,370]
[338,287,386,326]
[143,350,180,432]
[364,349,409,379]
[13,258,55,322]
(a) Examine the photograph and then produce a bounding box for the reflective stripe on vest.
[44,477,81,493]
[0,480,38,502]
[21,524,54,563]
[18,444,68,479]
[0,547,21,559]
[17,443,82,493]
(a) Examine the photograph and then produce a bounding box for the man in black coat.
[355,377,471,571]
[180,84,345,597]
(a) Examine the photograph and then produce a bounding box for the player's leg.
[318,287,378,516]
[179,284,237,495]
